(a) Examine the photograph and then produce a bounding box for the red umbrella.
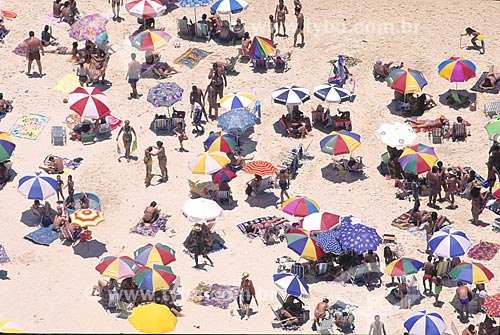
[68,87,111,119]
[126,0,166,18]
[299,212,340,232]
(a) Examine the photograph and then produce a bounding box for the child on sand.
[433,276,443,306]
[56,175,64,203]
[65,175,74,199]
[173,122,187,152]
[269,15,277,45]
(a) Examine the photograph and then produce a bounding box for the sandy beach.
[1,0,500,333]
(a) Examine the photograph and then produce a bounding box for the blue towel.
[24,225,60,246]
[184,240,227,259]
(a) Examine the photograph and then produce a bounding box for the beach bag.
[131,139,138,153]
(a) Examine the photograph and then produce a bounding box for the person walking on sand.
[190,85,208,122]
[183,223,214,269]
[269,15,277,44]
[240,272,258,321]
[152,141,168,182]
[208,63,227,100]
[275,0,288,37]
[26,31,45,77]
[126,53,141,99]
[76,59,88,86]
[293,6,304,47]
[276,169,290,204]
[109,0,123,21]
[368,315,387,335]
[116,120,136,162]
[173,122,187,152]
[204,82,219,120]
[144,146,153,186]
[461,27,485,54]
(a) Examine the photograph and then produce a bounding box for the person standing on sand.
[368,315,387,335]
[190,85,208,122]
[65,175,74,199]
[126,53,141,99]
[26,31,45,77]
[208,63,227,100]
[144,146,153,186]
[204,82,218,120]
[152,141,168,182]
[456,281,473,322]
[240,272,258,320]
[109,0,123,21]
[275,0,288,37]
[293,6,304,47]
[116,120,136,162]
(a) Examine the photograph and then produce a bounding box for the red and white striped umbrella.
[68,87,111,119]
[300,212,341,232]
[126,0,166,18]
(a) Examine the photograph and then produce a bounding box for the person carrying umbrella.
[239,272,258,320]
[183,223,214,269]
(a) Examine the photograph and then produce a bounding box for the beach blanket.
[42,13,70,28]
[0,245,10,264]
[89,53,110,82]
[467,241,500,261]
[13,38,29,57]
[486,197,500,215]
[391,211,426,240]
[237,216,277,239]
[189,282,240,309]
[24,225,60,246]
[174,48,211,69]
[43,155,82,170]
[330,300,358,314]
[184,232,227,258]
[9,113,49,140]
[129,214,171,237]
[471,72,500,94]
[53,74,80,94]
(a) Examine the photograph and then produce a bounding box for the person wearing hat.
[240,272,258,320]
[183,223,214,269]
[373,60,393,79]
[76,58,88,87]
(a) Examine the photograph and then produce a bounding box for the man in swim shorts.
[422,255,435,293]
[26,31,44,77]
[293,6,304,47]
[456,281,472,321]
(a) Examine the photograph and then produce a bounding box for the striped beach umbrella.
[482,293,500,318]
[398,143,438,175]
[211,167,237,184]
[273,273,309,298]
[219,92,254,110]
[95,255,140,280]
[68,86,111,119]
[0,132,16,161]
[134,243,176,267]
[210,0,248,14]
[300,212,341,232]
[176,0,212,21]
[248,36,275,61]
[385,67,428,94]
[126,0,166,18]
[316,230,344,254]
[0,321,24,334]
[131,29,171,51]
[285,228,325,260]
[17,172,57,200]
[243,160,276,176]
[384,258,424,277]
[320,130,361,156]
[404,310,447,335]
[428,228,472,258]
[272,85,310,105]
[449,262,494,284]
[204,131,237,153]
[129,303,178,334]
[70,209,105,227]
[314,83,351,104]
[438,56,476,83]
[133,264,177,292]
[188,151,230,174]
[282,196,320,217]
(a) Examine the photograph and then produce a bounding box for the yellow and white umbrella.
[188,151,230,175]
[0,321,24,333]
[219,92,253,110]
[69,209,105,227]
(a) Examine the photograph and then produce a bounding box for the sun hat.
[79,58,85,64]
[241,272,250,279]
[376,60,382,65]
[192,224,202,232]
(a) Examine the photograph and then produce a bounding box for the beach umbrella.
[385,67,428,94]
[242,160,276,176]
[181,198,224,223]
[320,130,361,156]
[375,122,417,150]
[134,243,176,267]
[272,85,310,105]
[313,83,351,104]
[282,196,320,217]
[248,36,275,61]
[449,262,494,284]
[492,182,500,200]
[133,264,176,292]
[129,303,178,333]
[211,167,237,184]
[17,172,57,200]
[316,230,344,255]
[0,132,15,161]
[147,82,183,108]
[438,56,476,84]
[210,0,248,15]
[335,223,382,254]
[70,209,105,227]
[218,108,256,133]
[176,0,212,22]
[273,273,309,298]
[0,321,23,333]
[188,151,230,175]
[95,255,140,279]
[68,86,111,119]
[285,228,325,260]
[300,212,341,232]
[404,310,447,335]
[482,293,500,318]
[204,131,237,153]
[126,0,166,18]
[131,29,171,51]
[219,92,253,110]
[484,118,500,140]
[384,258,424,277]
[398,143,438,175]
[428,228,472,258]
[69,14,108,41]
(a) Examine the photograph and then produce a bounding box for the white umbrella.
[375,122,417,150]
[300,212,341,232]
[428,227,472,258]
[188,151,230,175]
[313,83,351,103]
[181,198,224,223]
[271,85,310,105]
[404,310,447,335]
[17,172,58,200]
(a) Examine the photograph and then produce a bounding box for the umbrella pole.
[194,8,197,23]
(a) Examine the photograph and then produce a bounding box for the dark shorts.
[291,128,300,136]
[241,290,252,305]
[459,298,469,305]
[128,78,139,84]
[29,51,41,61]
[279,182,288,191]
[79,75,88,82]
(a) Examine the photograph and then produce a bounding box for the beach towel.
[53,74,80,94]
[13,38,29,57]
[24,225,60,246]
[174,48,211,69]
[106,115,122,131]
[189,282,240,309]
[42,13,70,28]
[330,300,358,314]
[9,113,49,140]
[237,216,277,239]
[43,155,82,170]
[0,245,10,264]
[1,10,17,19]
[184,232,227,258]
[129,214,171,237]
[391,211,426,240]
[470,72,500,94]
[467,241,500,261]
[89,53,110,83]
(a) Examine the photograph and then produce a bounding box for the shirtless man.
[52,207,67,231]
[61,1,75,25]
[41,156,64,174]
[293,6,304,47]
[422,255,435,293]
[373,60,392,78]
[369,315,387,335]
[312,298,329,331]
[418,214,437,253]
[190,85,208,122]
[143,201,160,223]
[204,82,218,119]
[364,250,381,289]
[26,31,45,77]
[426,166,440,208]
[406,115,448,129]
[456,281,472,321]
[152,141,168,182]
[208,63,227,100]
[275,0,289,36]
[109,0,123,21]
[479,65,500,90]
[53,0,64,18]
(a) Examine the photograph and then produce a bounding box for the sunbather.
[246,175,263,197]
[406,115,448,129]
[0,93,13,114]
[411,93,436,115]
[373,60,393,78]
[143,201,160,223]
[32,200,57,220]
[335,311,355,330]
[40,155,64,174]
[227,151,253,167]
[92,278,118,296]
[479,65,500,90]
[250,217,289,234]
[284,114,310,138]
[281,295,304,325]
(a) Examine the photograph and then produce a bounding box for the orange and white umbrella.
[70,209,105,227]
[68,87,111,119]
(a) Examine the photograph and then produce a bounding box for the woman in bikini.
[116,120,136,162]
[250,217,289,234]
[405,115,448,129]
[479,66,500,90]
[275,0,288,37]
[470,184,488,225]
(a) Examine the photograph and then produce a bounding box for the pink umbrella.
[299,212,341,232]
[68,87,111,119]
[126,0,166,18]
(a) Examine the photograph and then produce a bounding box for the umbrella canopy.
[242,160,276,176]
[313,83,351,104]
[210,0,248,14]
[482,293,500,318]
[68,86,111,119]
[181,198,224,223]
[176,0,212,21]
[272,85,310,105]
[69,14,108,41]
[449,262,494,284]
[204,131,237,153]
[316,230,344,255]
[131,29,171,51]
[282,196,320,217]
[493,181,500,200]
[273,273,309,298]
[70,209,105,227]
[133,264,176,292]
[218,108,256,132]
[438,56,476,83]
[95,255,139,279]
[188,151,230,174]
[484,118,500,140]
[17,172,57,200]
[211,167,237,184]
[126,0,166,18]
[320,130,361,155]
[285,228,325,261]
[335,223,382,254]
[147,82,183,108]
[428,228,472,258]
[0,321,23,334]
[129,303,178,333]
[404,310,447,335]
[219,92,253,110]
[385,67,428,94]
[398,144,438,175]
[134,243,176,267]
[300,212,341,232]
[375,122,417,150]
[384,258,424,277]
[248,36,275,60]
[0,132,16,161]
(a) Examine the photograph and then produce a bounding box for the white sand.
[1,0,500,333]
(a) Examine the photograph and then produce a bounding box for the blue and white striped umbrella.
[428,227,472,258]
[313,83,351,104]
[404,310,447,335]
[317,230,344,254]
[210,0,248,14]
[217,108,256,132]
[273,273,309,298]
[17,172,58,200]
[272,85,310,106]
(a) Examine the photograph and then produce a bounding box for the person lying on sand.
[405,115,448,129]
[373,60,392,78]
[40,156,64,174]
[479,65,500,90]
[250,217,289,234]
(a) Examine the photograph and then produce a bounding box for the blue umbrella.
[404,310,447,335]
[335,223,382,254]
[313,83,351,104]
[317,230,344,255]
[271,85,310,106]
[427,227,472,258]
[147,82,183,108]
[217,108,256,133]
[176,0,212,21]
[17,172,58,200]
[273,273,309,298]
[210,0,248,15]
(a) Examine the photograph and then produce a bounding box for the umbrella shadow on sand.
[245,192,280,208]
[320,164,367,183]
[20,209,39,227]
[89,80,112,92]
[438,90,476,111]
[72,239,107,259]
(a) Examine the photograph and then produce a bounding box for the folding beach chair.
[51,126,66,146]
[194,23,209,41]
[177,19,191,39]
[484,101,500,118]
[115,300,132,318]
[317,317,334,334]
[452,123,467,142]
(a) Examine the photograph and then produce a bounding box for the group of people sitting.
[52,0,79,25]
[312,298,356,332]
[311,105,351,130]
[393,91,437,117]
[282,105,312,138]
[141,51,178,79]
[71,117,111,141]
[181,14,246,44]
